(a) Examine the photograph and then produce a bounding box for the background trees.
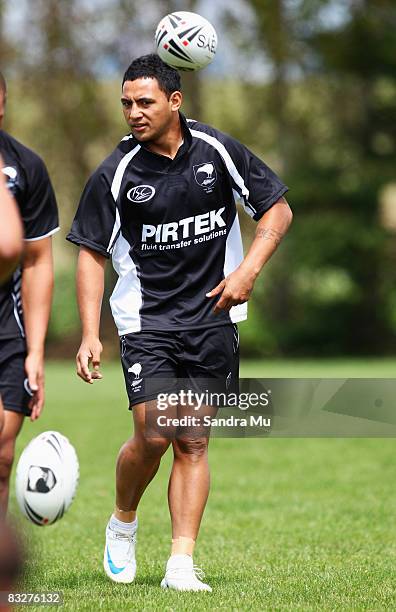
[1,0,395,356]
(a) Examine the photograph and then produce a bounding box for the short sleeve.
[223,136,288,221]
[66,169,117,258]
[22,157,59,240]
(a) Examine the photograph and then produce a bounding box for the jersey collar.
[136,112,192,170]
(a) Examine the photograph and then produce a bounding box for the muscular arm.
[21,237,54,419]
[207,197,293,313]
[0,160,23,282]
[76,247,106,383]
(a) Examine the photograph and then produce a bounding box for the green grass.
[240,357,396,377]
[9,360,396,611]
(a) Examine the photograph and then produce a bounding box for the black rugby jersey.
[67,114,288,335]
[0,130,59,340]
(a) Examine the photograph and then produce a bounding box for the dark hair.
[0,71,6,97]
[122,54,181,98]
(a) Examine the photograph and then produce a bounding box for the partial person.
[0,155,24,436]
[0,155,23,284]
[67,54,292,592]
[0,71,59,516]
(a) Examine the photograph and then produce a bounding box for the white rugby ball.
[15,431,79,526]
[155,11,217,71]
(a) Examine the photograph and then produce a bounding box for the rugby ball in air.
[15,431,79,526]
[155,11,217,71]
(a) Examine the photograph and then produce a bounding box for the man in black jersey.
[0,72,59,515]
[0,157,23,285]
[0,155,23,438]
[68,54,292,591]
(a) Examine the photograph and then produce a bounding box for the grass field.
[9,360,396,611]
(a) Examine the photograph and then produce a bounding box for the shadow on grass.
[52,569,167,590]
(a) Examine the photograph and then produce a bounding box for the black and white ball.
[155,11,217,71]
[15,431,79,526]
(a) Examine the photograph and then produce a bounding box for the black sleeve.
[66,168,117,259]
[223,136,289,221]
[22,156,59,240]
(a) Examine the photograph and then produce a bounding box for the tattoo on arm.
[256,227,284,246]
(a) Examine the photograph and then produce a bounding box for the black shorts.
[0,338,31,416]
[120,324,240,408]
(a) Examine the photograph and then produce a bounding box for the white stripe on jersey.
[12,293,25,336]
[223,214,248,324]
[11,268,25,337]
[111,144,141,201]
[189,129,257,215]
[107,208,121,255]
[107,144,141,253]
[233,188,255,219]
[110,232,143,334]
[108,144,143,334]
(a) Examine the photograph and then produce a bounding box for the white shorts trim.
[24,226,60,242]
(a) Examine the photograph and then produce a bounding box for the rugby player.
[0,72,59,515]
[67,54,292,591]
[0,155,23,437]
[0,155,23,285]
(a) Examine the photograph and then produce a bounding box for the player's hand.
[76,336,103,384]
[25,351,45,421]
[206,267,255,314]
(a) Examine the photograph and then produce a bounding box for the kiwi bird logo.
[128,363,143,388]
[128,363,142,378]
[193,162,217,190]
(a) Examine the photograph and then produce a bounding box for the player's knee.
[139,437,170,459]
[173,436,208,460]
[123,436,169,461]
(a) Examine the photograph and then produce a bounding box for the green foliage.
[3,0,396,356]
[48,266,79,341]
[238,0,396,355]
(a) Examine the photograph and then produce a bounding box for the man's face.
[0,91,5,128]
[121,77,181,143]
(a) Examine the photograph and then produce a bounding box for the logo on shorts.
[127,185,156,203]
[128,362,143,392]
[193,162,217,192]
[24,378,34,397]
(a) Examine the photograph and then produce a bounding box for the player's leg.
[162,430,212,592]
[104,331,177,583]
[104,402,171,583]
[115,401,171,518]
[168,434,210,543]
[162,324,239,592]
[0,340,30,516]
[0,411,24,515]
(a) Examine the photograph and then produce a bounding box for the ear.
[170,91,182,112]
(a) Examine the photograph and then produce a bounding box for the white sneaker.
[103,518,137,583]
[161,554,212,592]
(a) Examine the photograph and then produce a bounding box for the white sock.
[109,514,137,533]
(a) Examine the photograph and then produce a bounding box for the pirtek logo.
[127,185,156,203]
[142,207,226,243]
